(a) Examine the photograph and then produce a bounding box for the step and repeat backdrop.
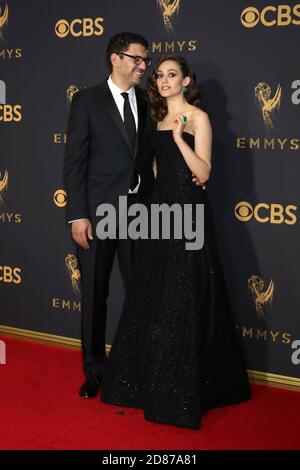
[1,1,299,383]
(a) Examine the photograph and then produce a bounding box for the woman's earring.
[182,86,188,93]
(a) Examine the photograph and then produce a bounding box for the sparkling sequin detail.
[101,131,250,428]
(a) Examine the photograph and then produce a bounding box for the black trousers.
[77,200,136,379]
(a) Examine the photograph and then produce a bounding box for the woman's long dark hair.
[147,54,201,122]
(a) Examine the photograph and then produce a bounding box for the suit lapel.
[99,81,131,150]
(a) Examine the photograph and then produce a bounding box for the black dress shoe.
[79,377,100,398]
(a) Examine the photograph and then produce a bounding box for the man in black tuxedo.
[64,32,152,398]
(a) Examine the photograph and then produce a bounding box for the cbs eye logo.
[241,4,300,28]
[53,189,67,207]
[241,7,260,28]
[234,201,297,225]
[55,17,104,38]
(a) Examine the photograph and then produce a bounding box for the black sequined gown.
[101,130,251,428]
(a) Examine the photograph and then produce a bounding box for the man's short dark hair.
[106,32,148,72]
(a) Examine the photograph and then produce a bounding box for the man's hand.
[192,173,206,189]
[71,219,93,250]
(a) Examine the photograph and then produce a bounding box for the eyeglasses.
[117,52,152,68]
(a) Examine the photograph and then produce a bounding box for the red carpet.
[0,336,299,450]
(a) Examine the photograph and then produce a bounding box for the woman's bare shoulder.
[190,108,211,130]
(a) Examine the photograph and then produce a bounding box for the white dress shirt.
[69,76,140,223]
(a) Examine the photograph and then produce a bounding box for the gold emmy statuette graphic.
[255,82,281,129]
[248,275,274,319]
[0,169,8,205]
[65,254,81,294]
[67,85,79,104]
[157,0,180,32]
[0,3,8,40]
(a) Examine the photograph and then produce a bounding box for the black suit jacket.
[64,80,149,225]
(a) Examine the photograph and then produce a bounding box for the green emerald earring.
[182,86,188,93]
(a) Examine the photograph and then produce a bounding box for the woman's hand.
[173,114,187,142]
[192,173,206,189]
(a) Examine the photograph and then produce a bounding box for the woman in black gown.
[101,55,251,428]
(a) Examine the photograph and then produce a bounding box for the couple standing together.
[64,32,250,429]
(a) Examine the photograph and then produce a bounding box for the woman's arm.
[173,110,212,183]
